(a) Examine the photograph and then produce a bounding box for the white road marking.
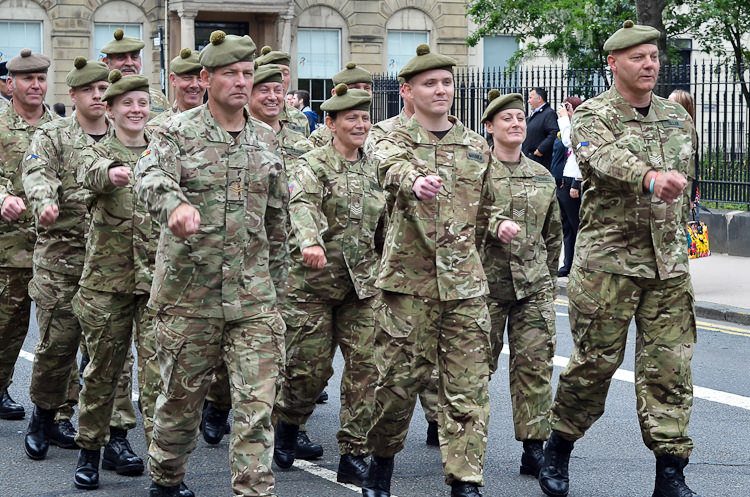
[293,459,402,496]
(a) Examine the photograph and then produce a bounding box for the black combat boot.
[149,481,181,497]
[361,455,394,497]
[652,455,703,497]
[200,401,230,445]
[24,405,56,459]
[520,439,545,477]
[102,427,144,475]
[273,420,299,469]
[539,432,575,497]
[316,390,328,404]
[73,448,100,490]
[425,420,439,446]
[48,418,78,449]
[451,481,483,497]
[296,430,324,459]
[337,453,369,486]
[0,388,25,420]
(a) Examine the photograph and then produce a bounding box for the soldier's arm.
[266,151,290,302]
[482,156,512,244]
[374,135,426,204]
[22,128,61,220]
[288,160,328,253]
[82,144,120,195]
[542,193,563,282]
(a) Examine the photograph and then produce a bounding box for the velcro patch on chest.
[467,151,485,163]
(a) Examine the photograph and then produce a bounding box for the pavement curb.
[557,279,750,327]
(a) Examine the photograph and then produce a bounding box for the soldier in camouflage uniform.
[538,22,701,497]
[21,57,112,460]
[148,48,206,129]
[256,45,310,137]
[479,91,562,478]
[135,31,288,497]
[72,71,153,491]
[362,45,508,497]
[0,49,55,422]
[273,85,384,486]
[309,62,373,148]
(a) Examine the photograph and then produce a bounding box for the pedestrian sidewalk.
[558,252,750,326]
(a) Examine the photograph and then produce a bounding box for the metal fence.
[372,61,750,207]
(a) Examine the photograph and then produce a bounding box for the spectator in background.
[286,91,296,107]
[0,61,11,108]
[53,102,66,118]
[294,89,317,132]
[522,87,559,170]
[668,89,699,208]
[555,96,583,278]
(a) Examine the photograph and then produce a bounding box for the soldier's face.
[277,64,291,94]
[486,109,526,149]
[170,73,205,111]
[69,81,109,121]
[608,44,660,95]
[0,78,10,99]
[249,82,284,124]
[348,82,373,95]
[106,90,149,135]
[327,109,371,151]
[104,52,142,75]
[405,69,454,119]
[202,62,254,112]
[7,72,47,109]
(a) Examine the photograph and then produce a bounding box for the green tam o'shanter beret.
[603,20,660,52]
[102,70,150,102]
[100,29,145,55]
[66,57,109,88]
[481,90,524,123]
[256,46,291,68]
[6,48,50,74]
[253,63,283,86]
[170,48,202,75]
[199,31,256,69]
[398,44,456,82]
[333,62,373,86]
[320,84,371,113]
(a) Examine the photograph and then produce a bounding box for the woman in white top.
[555,96,583,277]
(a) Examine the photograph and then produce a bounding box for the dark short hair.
[294,89,310,106]
[53,102,66,115]
[531,87,548,102]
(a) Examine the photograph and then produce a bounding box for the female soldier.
[481,90,562,478]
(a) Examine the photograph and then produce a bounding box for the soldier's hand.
[652,170,687,204]
[413,175,442,200]
[108,166,131,187]
[169,203,201,238]
[1,195,26,222]
[39,205,59,227]
[302,245,327,269]
[497,220,521,244]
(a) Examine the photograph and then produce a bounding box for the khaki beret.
[199,31,256,69]
[66,57,109,88]
[320,84,371,113]
[170,48,202,75]
[256,46,291,68]
[398,44,456,82]
[333,62,373,86]
[481,90,524,123]
[603,20,660,52]
[100,29,145,55]
[102,70,150,102]
[6,48,50,74]
[253,63,283,86]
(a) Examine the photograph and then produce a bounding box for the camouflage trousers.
[551,268,696,458]
[0,267,32,391]
[73,287,148,449]
[419,369,439,423]
[276,290,376,456]
[367,292,492,486]
[148,310,285,496]
[487,287,556,441]
[28,268,82,420]
[135,305,161,450]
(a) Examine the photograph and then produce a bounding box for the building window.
[94,23,142,61]
[0,21,42,63]
[387,30,428,74]
[483,35,519,69]
[297,29,340,80]
[195,22,249,52]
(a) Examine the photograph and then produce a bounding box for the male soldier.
[362,45,506,497]
[148,48,206,128]
[538,21,701,497]
[309,62,373,147]
[256,45,310,136]
[0,61,10,109]
[101,28,170,118]
[0,48,55,421]
[135,31,288,497]
[21,57,111,461]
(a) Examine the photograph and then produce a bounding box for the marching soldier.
[148,48,206,128]
[256,45,310,136]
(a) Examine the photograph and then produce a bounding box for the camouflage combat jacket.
[0,103,55,268]
[571,85,696,280]
[364,110,409,157]
[308,124,332,148]
[281,103,310,137]
[287,143,385,301]
[149,87,170,120]
[273,120,313,167]
[78,131,154,295]
[147,103,178,129]
[482,154,562,301]
[22,114,113,276]
[373,115,502,301]
[135,105,288,321]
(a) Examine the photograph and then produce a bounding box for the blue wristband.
[649,177,656,194]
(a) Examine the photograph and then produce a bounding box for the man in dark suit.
[522,87,559,170]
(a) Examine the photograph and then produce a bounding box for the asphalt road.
[1,299,748,497]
